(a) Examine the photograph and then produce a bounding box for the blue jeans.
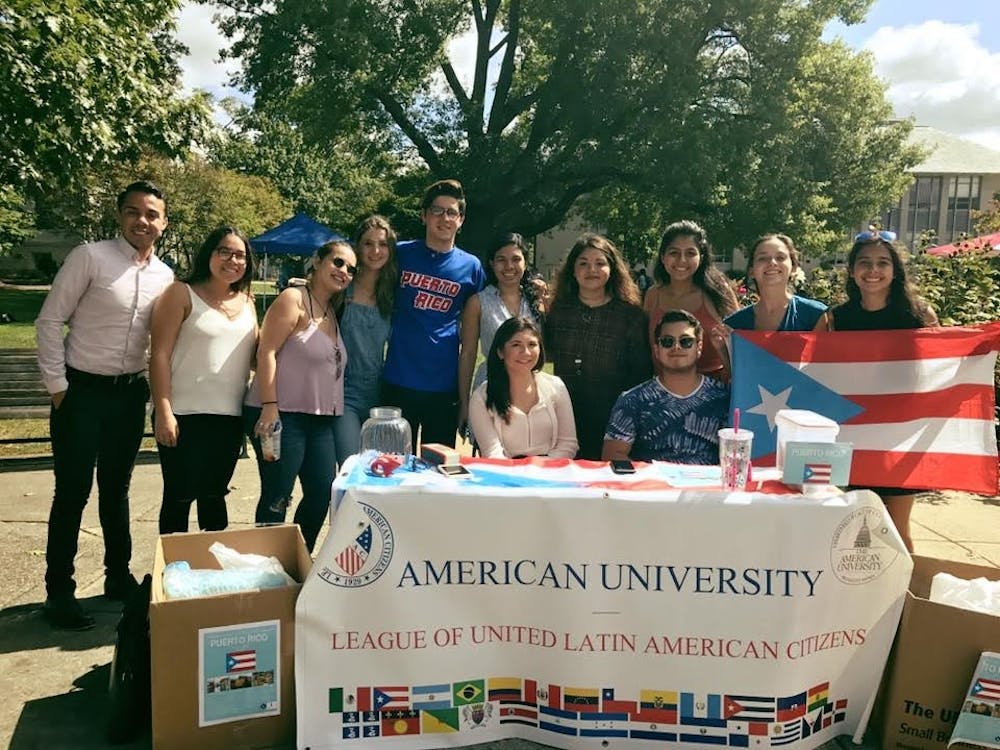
[244,408,337,551]
[333,406,364,469]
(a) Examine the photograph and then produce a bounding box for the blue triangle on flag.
[730,335,865,459]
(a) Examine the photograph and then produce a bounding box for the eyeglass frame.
[426,205,463,219]
[214,247,249,263]
[656,335,698,350]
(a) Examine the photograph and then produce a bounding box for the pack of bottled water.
[162,541,294,600]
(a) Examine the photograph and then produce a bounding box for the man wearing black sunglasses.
[603,309,729,464]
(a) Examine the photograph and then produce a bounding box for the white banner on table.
[297,487,911,749]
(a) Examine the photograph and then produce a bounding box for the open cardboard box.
[150,525,311,749]
[880,555,1000,750]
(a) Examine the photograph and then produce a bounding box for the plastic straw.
[733,408,740,433]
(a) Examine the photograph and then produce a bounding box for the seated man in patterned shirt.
[602,309,729,464]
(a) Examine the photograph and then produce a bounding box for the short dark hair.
[116,180,167,212]
[421,179,466,214]
[655,308,702,340]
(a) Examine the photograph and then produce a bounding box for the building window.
[904,177,942,249]
[946,176,981,239]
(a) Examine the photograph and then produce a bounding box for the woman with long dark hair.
[334,215,398,462]
[458,232,546,424]
[818,229,938,552]
[150,226,257,533]
[468,317,577,458]
[545,234,651,459]
[644,220,737,379]
[244,239,355,551]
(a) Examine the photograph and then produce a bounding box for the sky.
[176,1,1000,151]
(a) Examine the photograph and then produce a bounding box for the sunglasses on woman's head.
[855,229,896,243]
[330,256,357,275]
[657,335,697,350]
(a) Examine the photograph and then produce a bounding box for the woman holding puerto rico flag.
[816,229,938,552]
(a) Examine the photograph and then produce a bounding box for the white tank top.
[170,285,257,416]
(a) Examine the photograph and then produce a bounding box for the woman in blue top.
[713,233,826,372]
[333,215,398,463]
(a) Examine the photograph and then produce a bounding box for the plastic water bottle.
[260,419,282,462]
[162,561,289,600]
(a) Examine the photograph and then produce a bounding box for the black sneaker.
[43,595,96,631]
[104,573,139,601]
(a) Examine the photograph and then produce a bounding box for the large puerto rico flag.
[730,322,1000,494]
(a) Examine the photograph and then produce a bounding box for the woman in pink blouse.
[468,317,578,458]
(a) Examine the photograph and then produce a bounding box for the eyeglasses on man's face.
[330,256,357,276]
[657,335,697,350]
[427,205,462,219]
[215,248,248,263]
[855,230,897,243]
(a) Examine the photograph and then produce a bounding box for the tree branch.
[487,0,520,135]
[371,90,444,174]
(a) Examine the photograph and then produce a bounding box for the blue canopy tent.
[250,213,346,299]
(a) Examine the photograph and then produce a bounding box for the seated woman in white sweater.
[469,317,578,458]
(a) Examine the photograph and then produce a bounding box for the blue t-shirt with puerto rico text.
[382,239,485,393]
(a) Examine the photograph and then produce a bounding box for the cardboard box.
[150,525,312,750]
[881,555,1000,750]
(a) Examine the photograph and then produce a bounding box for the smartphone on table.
[437,464,472,478]
[610,459,635,475]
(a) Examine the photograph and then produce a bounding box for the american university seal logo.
[830,504,899,584]
[319,503,394,588]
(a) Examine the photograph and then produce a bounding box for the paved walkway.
[0,458,996,748]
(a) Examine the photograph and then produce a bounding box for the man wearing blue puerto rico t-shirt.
[381,179,485,447]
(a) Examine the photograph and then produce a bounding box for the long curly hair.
[353,214,398,318]
[551,233,640,308]
[484,232,544,322]
[485,317,546,424]
[845,238,935,324]
[654,220,736,316]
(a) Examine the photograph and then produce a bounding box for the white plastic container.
[775,409,839,471]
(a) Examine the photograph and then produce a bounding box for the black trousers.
[156,413,243,534]
[380,382,459,449]
[45,372,148,597]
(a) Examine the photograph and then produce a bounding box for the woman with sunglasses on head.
[644,220,738,380]
[458,233,546,406]
[150,227,258,533]
[545,234,651,460]
[816,229,938,552]
[333,215,398,463]
[468,317,578,458]
[244,239,356,551]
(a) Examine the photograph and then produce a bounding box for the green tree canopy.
[0,0,211,197]
[217,0,917,255]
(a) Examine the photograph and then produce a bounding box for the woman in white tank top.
[149,227,258,533]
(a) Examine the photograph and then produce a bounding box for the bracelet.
[261,400,278,405]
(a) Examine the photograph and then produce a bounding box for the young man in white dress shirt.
[36,180,174,629]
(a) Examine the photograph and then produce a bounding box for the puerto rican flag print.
[226,650,256,672]
[972,678,1000,701]
[730,324,1000,494]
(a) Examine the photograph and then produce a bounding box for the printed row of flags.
[327,679,848,744]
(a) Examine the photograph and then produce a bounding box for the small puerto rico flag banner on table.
[730,323,1000,495]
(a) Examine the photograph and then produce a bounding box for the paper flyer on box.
[949,651,1000,749]
[782,441,853,487]
[198,619,281,727]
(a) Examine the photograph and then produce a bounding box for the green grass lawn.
[0,287,47,348]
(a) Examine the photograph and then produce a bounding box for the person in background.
[817,229,938,552]
[545,234,651,459]
[381,179,485,448]
[468,317,577,458]
[603,309,729,464]
[36,180,173,630]
[334,215,398,463]
[644,220,737,380]
[150,227,257,534]
[244,239,355,551]
[459,232,546,401]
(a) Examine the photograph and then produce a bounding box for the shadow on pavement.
[9,662,151,749]
[0,596,121,654]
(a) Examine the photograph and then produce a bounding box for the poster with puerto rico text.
[296,485,911,749]
[199,619,280,726]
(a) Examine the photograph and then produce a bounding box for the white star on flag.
[746,385,792,431]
